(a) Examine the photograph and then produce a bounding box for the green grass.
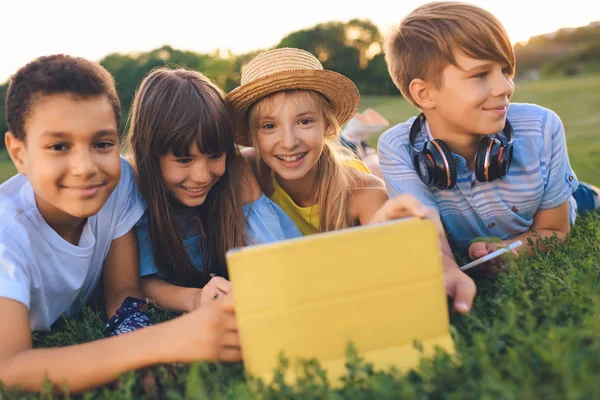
[359,74,600,186]
[0,150,16,183]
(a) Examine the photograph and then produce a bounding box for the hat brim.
[229,69,360,147]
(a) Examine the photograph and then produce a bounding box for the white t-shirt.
[0,157,145,331]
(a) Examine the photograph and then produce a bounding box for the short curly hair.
[5,54,121,140]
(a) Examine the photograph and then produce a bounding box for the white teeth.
[182,187,206,193]
[277,153,305,162]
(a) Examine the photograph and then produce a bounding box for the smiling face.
[159,144,226,208]
[8,93,121,225]
[429,51,515,137]
[252,91,330,183]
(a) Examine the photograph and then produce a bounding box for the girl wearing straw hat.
[230,47,431,235]
[230,47,476,313]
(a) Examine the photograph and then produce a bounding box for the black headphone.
[409,113,514,190]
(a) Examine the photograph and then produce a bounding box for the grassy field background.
[1,75,599,186]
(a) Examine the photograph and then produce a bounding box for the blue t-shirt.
[137,193,302,277]
[378,103,580,254]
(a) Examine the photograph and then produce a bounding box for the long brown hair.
[249,90,360,232]
[126,67,246,286]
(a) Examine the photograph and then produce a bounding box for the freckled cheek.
[256,135,276,157]
[212,160,227,180]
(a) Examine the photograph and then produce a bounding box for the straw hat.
[228,48,360,146]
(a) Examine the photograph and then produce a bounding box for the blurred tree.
[276,19,397,95]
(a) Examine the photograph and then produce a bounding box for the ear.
[5,132,27,176]
[408,78,436,110]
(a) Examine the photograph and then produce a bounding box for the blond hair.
[385,1,515,106]
[249,90,361,232]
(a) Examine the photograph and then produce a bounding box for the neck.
[35,195,87,246]
[276,164,319,208]
[426,115,482,170]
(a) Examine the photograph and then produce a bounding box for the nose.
[491,70,514,98]
[190,159,211,184]
[280,124,299,150]
[70,148,98,178]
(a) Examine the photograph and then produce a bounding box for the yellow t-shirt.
[270,159,371,235]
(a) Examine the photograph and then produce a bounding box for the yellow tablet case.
[226,217,454,384]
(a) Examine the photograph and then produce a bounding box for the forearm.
[0,320,176,393]
[105,285,146,318]
[142,277,200,313]
[504,227,569,256]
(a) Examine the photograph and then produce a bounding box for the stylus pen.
[460,240,523,272]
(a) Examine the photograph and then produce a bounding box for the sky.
[1,0,599,83]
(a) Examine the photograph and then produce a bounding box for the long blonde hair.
[249,89,360,232]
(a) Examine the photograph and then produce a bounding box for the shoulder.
[0,177,36,237]
[0,208,31,262]
[240,147,273,195]
[377,117,418,164]
[240,147,258,174]
[238,154,263,204]
[349,172,386,204]
[107,156,143,204]
[343,158,371,174]
[377,117,417,150]
[507,103,562,139]
[348,173,388,221]
[119,155,137,184]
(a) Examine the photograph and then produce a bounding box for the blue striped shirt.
[377,103,579,254]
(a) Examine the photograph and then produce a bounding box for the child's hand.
[197,277,232,309]
[175,296,241,362]
[444,264,477,313]
[468,240,519,278]
[368,194,432,224]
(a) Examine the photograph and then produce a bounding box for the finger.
[221,331,241,347]
[215,279,232,294]
[486,242,504,253]
[219,296,236,313]
[222,313,239,331]
[452,275,477,313]
[392,195,428,217]
[469,242,489,260]
[218,347,243,362]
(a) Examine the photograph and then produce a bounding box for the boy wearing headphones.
[378,2,599,273]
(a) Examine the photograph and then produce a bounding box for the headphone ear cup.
[412,152,435,186]
[425,139,456,189]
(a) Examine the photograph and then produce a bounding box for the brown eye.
[48,144,69,151]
